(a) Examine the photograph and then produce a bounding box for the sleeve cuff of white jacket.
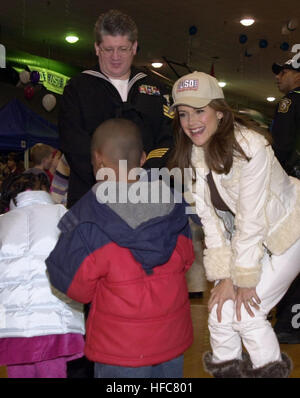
[203,246,232,281]
[231,263,262,288]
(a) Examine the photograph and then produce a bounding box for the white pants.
[208,238,300,368]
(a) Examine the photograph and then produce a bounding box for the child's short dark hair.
[91,118,144,169]
[0,172,50,214]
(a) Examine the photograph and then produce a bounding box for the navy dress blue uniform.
[58,65,174,209]
[271,76,300,343]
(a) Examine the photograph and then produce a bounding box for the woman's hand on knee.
[208,278,236,323]
[235,287,261,321]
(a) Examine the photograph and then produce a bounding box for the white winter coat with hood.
[191,125,300,288]
[0,190,85,338]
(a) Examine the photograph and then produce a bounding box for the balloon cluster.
[239,19,298,56]
[239,35,269,54]
[19,69,56,111]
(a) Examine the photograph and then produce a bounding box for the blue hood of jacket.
[59,184,191,274]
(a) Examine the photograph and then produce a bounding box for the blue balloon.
[239,34,248,44]
[259,39,268,49]
[30,70,40,84]
[189,25,198,36]
[280,42,289,51]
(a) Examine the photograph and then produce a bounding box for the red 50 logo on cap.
[177,79,199,92]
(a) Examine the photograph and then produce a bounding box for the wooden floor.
[1,287,299,379]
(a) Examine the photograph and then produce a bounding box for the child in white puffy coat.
[0,173,85,378]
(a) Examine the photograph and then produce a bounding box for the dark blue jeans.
[94,355,184,378]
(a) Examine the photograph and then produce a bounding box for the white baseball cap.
[170,71,224,111]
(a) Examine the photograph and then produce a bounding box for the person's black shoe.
[189,292,203,299]
[275,331,300,344]
[67,356,94,378]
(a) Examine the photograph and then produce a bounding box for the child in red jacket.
[46,118,195,378]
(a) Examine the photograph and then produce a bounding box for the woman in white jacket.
[0,173,85,378]
[168,71,300,378]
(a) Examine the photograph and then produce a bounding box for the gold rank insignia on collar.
[163,104,174,119]
[278,98,292,113]
[146,147,169,160]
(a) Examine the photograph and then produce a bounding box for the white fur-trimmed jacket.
[190,125,300,288]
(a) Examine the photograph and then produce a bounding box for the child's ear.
[140,151,147,167]
[92,150,103,169]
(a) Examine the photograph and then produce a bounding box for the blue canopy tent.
[0,98,59,168]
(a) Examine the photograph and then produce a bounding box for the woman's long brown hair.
[167,99,271,175]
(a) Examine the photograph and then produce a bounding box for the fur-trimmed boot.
[240,352,292,378]
[203,351,250,378]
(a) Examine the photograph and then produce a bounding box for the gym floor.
[1,286,299,379]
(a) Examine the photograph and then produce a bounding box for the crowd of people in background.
[0,146,67,212]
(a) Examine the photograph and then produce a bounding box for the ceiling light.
[218,82,226,87]
[240,18,255,26]
[267,97,276,102]
[151,62,163,68]
[65,35,79,44]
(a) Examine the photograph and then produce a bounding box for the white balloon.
[42,93,56,112]
[282,19,299,35]
[288,18,298,31]
[19,70,30,84]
